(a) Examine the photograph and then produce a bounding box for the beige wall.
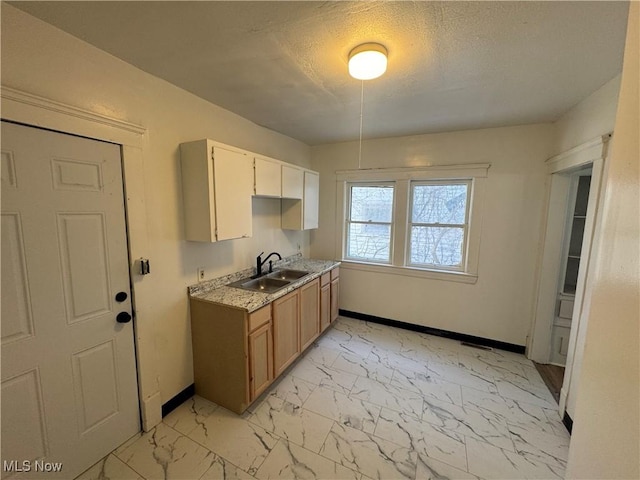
[1,5,311,405]
[310,124,553,345]
[566,2,639,478]
[552,74,621,155]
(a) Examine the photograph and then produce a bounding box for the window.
[345,184,394,263]
[409,181,470,270]
[336,164,488,283]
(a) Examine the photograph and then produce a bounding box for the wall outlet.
[197,267,205,282]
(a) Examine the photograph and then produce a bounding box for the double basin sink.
[227,269,311,294]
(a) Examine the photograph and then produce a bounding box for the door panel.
[58,213,112,323]
[1,213,34,344]
[299,279,320,351]
[0,121,139,479]
[273,291,300,376]
[72,341,120,434]
[1,369,49,463]
[51,158,103,192]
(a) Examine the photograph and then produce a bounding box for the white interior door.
[1,121,140,479]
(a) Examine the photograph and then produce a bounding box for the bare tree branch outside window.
[409,182,469,268]
[346,185,393,262]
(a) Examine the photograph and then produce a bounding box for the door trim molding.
[1,86,146,137]
[545,135,610,174]
[1,86,162,431]
[528,134,610,417]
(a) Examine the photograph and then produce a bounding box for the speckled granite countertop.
[188,254,340,313]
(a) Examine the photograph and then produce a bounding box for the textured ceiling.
[11,1,629,145]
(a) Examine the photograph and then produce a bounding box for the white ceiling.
[12,1,629,145]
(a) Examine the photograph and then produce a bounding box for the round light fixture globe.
[348,43,388,80]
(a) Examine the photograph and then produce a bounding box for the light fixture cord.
[358,80,364,170]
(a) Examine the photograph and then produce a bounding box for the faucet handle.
[257,251,264,258]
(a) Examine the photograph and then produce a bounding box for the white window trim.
[335,164,489,284]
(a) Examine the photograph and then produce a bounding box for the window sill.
[340,260,478,284]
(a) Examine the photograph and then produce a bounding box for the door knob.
[115,292,128,302]
[116,312,132,323]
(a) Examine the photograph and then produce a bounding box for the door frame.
[528,134,609,416]
[1,86,163,431]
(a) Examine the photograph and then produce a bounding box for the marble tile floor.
[76,317,570,480]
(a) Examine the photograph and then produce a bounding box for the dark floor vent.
[461,341,493,351]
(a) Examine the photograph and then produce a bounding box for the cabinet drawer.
[330,267,340,281]
[248,305,271,332]
[320,272,330,287]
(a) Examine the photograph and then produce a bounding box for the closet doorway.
[529,135,609,419]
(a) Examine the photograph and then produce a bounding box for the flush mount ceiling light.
[348,43,388,80]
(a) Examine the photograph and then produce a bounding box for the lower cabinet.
[273,290,300,376]
[190,267,337,414]
[190,301,272,414]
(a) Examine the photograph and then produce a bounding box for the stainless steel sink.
[267,269,310,281]
[227,276,291,293]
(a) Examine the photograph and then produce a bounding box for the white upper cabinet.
[180,139,253,242]
[181,139,319,237]
[282,170,319,230]
[254,156,282,197]
[281,164,304,199]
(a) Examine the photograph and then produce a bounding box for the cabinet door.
[300,279,320,351]
[213,146,253,240]
[248,322,273,401]
[330,277,340,323]
[180,140,216,242]
[254,156,281,197]
[320,283,331,332]
[303,171,319,230]
[281,169,320,230]
[273,291,300,376]
[281,164,304,199]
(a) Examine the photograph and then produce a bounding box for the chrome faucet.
[255,251,282,277]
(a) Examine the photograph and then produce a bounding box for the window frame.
[344,181,396,265]
[407,180,472,272]
[335,164,489,284]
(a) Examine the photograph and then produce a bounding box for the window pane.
[350,186,394,222]
[347,223,391,262]
[412,184,468,224]
[410,226,464,267]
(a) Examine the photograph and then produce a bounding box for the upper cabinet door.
[281,164,304,199]
[281,169,320,231]
[180,139,253,242]
[303,171,319,230]
[254,156,282,197]
[180,140,217,242]
[213,146,253,241]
